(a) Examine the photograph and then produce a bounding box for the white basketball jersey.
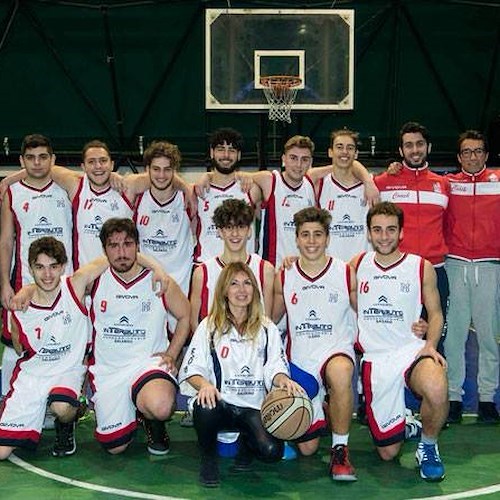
[283,258,355,368]
[134,189,194,294]
[8,181,73,289]
[197,254,266,322]
[260,171,316,268]
[89,267,169,375]
[317,174,370,261]
[356,252,424,354]
[194,181,255,263]
[10,276,89,377]
[72,176,133,268]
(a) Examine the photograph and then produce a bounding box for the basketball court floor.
[0,331,499,499]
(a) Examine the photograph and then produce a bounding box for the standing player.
[375,123,450,338]
[89,218,190,455]
[190,199,274,332]
[0,134,73,398]
[273,207,358,481]
[194,128,259,263]
[133,140,195,298]
[48,140,134,269]
[0,237,89,460]
[444,130,500,424]
[250,135,317,268]
[309,129,371,262]
[351,202,448,482]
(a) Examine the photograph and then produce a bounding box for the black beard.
[212,159,238,175]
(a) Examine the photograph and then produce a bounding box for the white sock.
[332,433,349,447]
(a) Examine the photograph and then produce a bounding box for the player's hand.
[9,293,31,312]
[235,171,253,194]
[273,374,305,396]
[363,180,380,208]
[197,383,221,409]
[417,343,447,369]
[281,255,298,270]
[109,172,126,192]
[151,270,169,296]
[1,284,14,309]
[411,318,428,339]
[387,161,403,175]
[153,351,178,374]
[194,173,212,198]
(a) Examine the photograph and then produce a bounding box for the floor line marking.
[9,454,189,500]
[410,483,500,499]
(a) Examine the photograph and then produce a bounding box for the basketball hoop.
[260,75,302,124]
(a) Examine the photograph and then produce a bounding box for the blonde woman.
[179,262,302,487]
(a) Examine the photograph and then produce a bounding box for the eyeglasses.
[23,153,51,162]
[460,148,485,158]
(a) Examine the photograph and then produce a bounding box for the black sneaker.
[447,401,462,424]
[200,456,220,487]
[233,439,253,472]
[142,418,170,455]
[52,419,76,457]
[477,402,500,424]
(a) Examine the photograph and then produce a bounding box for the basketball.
[261,388,313,440]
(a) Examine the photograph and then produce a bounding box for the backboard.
[206,9,354,111]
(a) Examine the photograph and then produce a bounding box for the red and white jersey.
[10,276,89,377]
[72,176,133,269]
[196,254,267,324]
[134,189,194,294]
[179,318,289,410]
[194,181,255,263]
[260,171,316,268]
[7,180,73,290]
[282,258,355,367]
[89,267,169,376]
[355,252,425,356]
[317,174,370,261]
[445,167,500,261]
[375,164,449,265]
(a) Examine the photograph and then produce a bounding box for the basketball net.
[260,76,302,124]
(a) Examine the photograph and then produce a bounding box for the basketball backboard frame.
[206,8,355,112]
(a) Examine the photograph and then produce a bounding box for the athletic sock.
[332,433,349,447]
[420,433,437,446]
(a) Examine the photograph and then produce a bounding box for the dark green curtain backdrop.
[0,0,499,161]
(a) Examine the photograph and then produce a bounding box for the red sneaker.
[329,444,357,481]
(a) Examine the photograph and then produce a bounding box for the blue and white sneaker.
[416,442,445,482]
[281,441,297,460]
[405,409,422,441]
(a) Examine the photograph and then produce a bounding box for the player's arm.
[70,256,111,303]
[50,165,82,200]
[307,165,332,191]
[418,260,446,366]
[250,170,273,202]
[159,279,191,369]
[10,316,23,355]
[262,261,275,317]
[348,263,358,312]
[351,160,380,207]
[348,254,363,312]
[10,284,36,311]
[110,172,149,202]
[271,270,286,324]
[0,170,27,202]
[0,194,15,308]
[189,266,203,332]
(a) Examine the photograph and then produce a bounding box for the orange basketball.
[261,388,313,440]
